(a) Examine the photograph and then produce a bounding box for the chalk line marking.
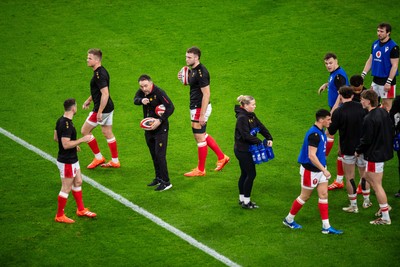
[0,127,241,267]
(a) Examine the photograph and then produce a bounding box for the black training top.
[188,63,210,109]
[55,116,78,164]
[328,101,367,155]
[90,66,114,113]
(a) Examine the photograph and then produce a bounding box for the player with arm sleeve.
[178,46,229,177]
[283,109,343,234]
[318,53,349,191]
[361,22,399,112]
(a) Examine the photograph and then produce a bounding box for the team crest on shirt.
[159,143,163,147]
[313,178,318,185]
[376,51,381,58]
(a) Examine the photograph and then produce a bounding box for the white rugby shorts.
[86,111,114,126]
[342,154,366,167]
[371,82,396,99]
[365,161,384,173]
[300,165,329,190]
[190,104,212,122]
[56,161,80,179]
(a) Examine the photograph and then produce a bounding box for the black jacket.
[134,84,174,132]
[356,107,393,162]
[328,101,367,155]
[234,105,272,152]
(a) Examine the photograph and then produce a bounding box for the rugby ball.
[178,66,189,85]
[155,104,165,117]
[140,117,155,130]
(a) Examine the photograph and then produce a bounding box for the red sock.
[197,141,208,172]
[107,137,118,159]
[72,187,84,211]
[318,198,329,220]
[289,197,305,216]
[57,193,68,217]
[205,134,224,160]
[326,138,334,156]
[337,157,344,176]
[88,136,100,154]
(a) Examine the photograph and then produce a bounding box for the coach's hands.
[149,119,161,130]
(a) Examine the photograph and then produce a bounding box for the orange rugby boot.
[101,160,120,168]
[215,154,230,171]
[184,168,206,177]
[87,157,106,169]
[55,214,75,224]
[76,208,97,218]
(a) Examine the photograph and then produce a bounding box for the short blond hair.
[88,48,102,61]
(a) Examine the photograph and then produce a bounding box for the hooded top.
[356,107,393,162]
[234,105,272,152]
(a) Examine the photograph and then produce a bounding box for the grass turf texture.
[1,0,400,266]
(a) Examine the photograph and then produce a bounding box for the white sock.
[322,219,330,229]
[286,213,295,223]
[243,197,250,205]
[349,194,357,206]
[380,204,391,221]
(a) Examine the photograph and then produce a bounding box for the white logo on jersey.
[373,44,378,49]
[385,46,389,53]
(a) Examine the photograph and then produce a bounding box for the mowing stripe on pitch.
[0,127,241,267]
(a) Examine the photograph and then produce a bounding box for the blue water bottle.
[258,143,268,162]
[266,146,275,160]
[250,127,260,136]
[394,133,400,151]
[249,144,262,164]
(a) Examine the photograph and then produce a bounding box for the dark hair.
[361,90,378,107]
[187,46,201,59]
[324,52,337,61]
[338,86,354,99]
[350,74,364,87]
[378,22,392,34]
[316,109,331,121]
[138,74,152,82]
[87,48,102,61]
[64,98,76,111]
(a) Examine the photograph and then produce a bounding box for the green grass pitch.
[1,0,399,266]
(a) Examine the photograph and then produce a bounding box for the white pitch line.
[0,127,241,267]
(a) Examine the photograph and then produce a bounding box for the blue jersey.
[371,39,399,78]
[327,67,349,108]
[298,125,326,170]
